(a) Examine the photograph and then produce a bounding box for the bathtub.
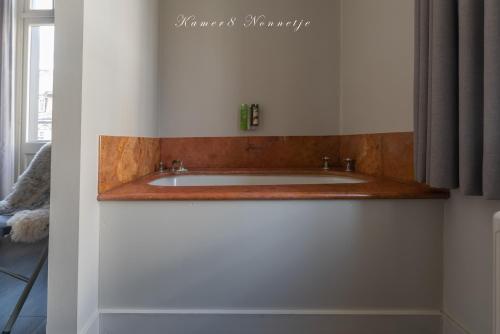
[148,174,366,187]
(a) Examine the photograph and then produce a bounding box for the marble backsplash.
[98,136,160,193]
[98,132,414,193]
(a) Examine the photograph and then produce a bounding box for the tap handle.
[344,158,356,172]
[322,156,331,170]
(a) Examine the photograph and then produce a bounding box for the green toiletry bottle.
[240,104,249,131]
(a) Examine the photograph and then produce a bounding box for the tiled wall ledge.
[98,132,414,194]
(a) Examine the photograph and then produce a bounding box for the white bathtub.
[148,174,365,187]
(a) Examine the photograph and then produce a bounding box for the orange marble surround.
[98,136,160,193]
[339,132,414,182]
[160,136,341,169]
[98,169,447,201]
[98,132,415,194]
[160,132,414,182]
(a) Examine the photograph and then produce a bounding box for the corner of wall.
[494,212,500,334]
[154,0,161,138]
[338,0,415,135]
[444,191,500,334]
[442,313,471,334]
[78,311,100,334]
[338,0,345,135]
[47,0,84,332]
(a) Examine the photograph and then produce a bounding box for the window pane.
[30,0,53,10]
[27,25,54,142]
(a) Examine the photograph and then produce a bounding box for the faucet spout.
[171,160,188,174]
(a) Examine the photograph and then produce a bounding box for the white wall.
[443,191,500,334]
[78,0,159,332]
[49,0,160,333]
[158,0,341,137]
[340,0,414,134]
[157,0,414,137]
[47,0,84,333]
[99,200,443,333]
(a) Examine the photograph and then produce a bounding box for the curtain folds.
[414,0,500,199]
[0,0,14,199]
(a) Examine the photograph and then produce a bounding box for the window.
[30,0,54,10]
[26,24,54,141]
[15,0,54,172]
[20,0,54,142]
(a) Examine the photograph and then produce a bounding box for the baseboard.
[79,310,99,334]
[99,308,441,316]
[98,308,441,334]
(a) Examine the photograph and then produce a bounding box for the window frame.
[23,19,55,143]
[14,0,54,175]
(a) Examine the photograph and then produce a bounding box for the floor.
[0,237,47,334]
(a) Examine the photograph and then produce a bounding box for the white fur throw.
[0,143,51,242]
[8,207,49,242]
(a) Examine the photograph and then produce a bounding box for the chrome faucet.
[322,156,331,170]
[159,161,166,173]
[171,160,188,174]
[344,158,356,172]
